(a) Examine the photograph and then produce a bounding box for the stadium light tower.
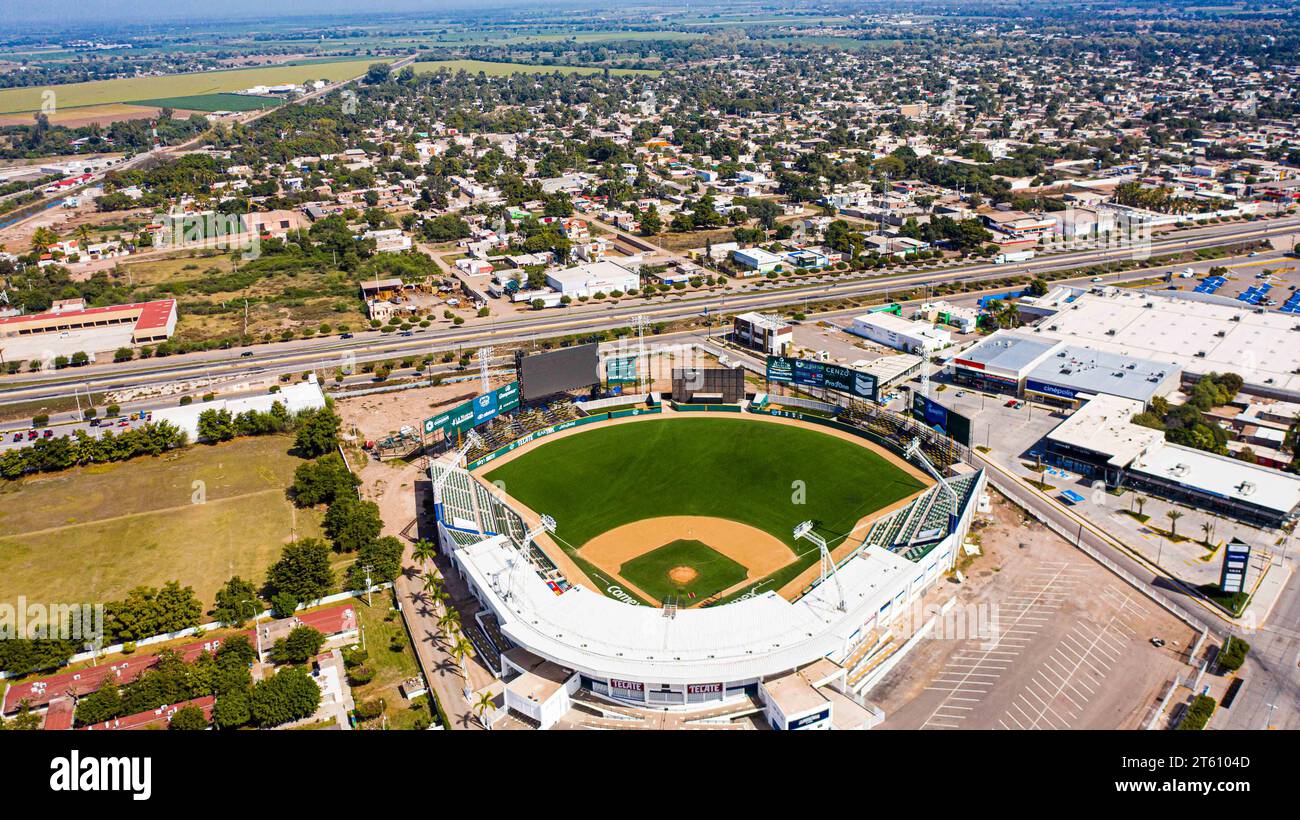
[793,521,845,612]
[904,436,959,532]
[478,345,494,393]
[430,429,483,523]
[503,514,556,603]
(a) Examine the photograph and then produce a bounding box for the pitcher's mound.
[668,566,698,585]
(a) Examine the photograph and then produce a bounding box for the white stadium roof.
[455,534,924,685]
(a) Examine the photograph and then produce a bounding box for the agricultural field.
[129,93,282,112]
[0,59,385,115]
[411,60,661,77]
[0,435,344,609]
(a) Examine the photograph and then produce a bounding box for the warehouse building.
[545,260,640,300]
[1025,287,1300,401]
[848,312,951,354]
[949,330,1180,408]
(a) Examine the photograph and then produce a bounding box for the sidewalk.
[364,458,495,729]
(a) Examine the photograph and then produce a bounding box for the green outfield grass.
[619,540,747,604]
[483,417,925,602]
[0,435,340,608]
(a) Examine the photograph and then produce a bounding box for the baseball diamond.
[480,415,929,605]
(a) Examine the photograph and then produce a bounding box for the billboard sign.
[1219,538,1251,595]
[606,355,638,384]
[424,381,521,438]
[766,355,878,402]
[1026,379,1079,400]
[911,394,972,446]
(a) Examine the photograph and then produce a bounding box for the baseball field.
[482,416,928,606]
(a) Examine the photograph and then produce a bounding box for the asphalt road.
[3,214,1296,407]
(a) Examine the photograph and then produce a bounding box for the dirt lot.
[870,489,1198,730]
[334,376,503,443]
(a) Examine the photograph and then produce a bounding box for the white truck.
[994,249,1035,264]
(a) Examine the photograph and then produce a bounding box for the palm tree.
[421,571,443,598]
[412,539,438,567]
[1166,509,1183,539]
[474,691,495,728]
[1200,521,1214,546]
[1134,496,1147,519]
[450,634,474,680]
[437,608,460,636]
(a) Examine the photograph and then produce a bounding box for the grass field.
[0,435,341,609]
[483,417,925,601]
[0,59,384,115]
[411,60,660,77]
[619,540,747,604]
[129,93,282,112]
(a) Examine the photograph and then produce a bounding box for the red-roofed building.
[42,697,75,731]
[81,695,215,731]
[1,631,251,714]
[0,298,176,345]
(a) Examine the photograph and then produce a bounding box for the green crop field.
[483,417,925,602]
[129,93,282,112]
[619,540,748,604]
[0,59,385,115]
[0,435,343,608]
[411,60,660,77]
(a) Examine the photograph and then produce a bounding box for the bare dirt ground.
[870,489,1198,730]
[335,376,509,443]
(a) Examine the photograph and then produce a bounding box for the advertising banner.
[765,356,878,402]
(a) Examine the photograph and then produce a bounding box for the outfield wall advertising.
[424,381,521,438]
[465,406,662,470]
[765,355,878,402]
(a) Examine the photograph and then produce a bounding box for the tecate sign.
[609,678,644,693]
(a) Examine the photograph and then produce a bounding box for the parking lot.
[871,491,1197,730]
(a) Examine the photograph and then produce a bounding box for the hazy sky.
[2,0,533,27]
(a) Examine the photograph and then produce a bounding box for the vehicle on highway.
[11,433,21,442]
[340,333,354,339]
[1091,276,1104,282]
[399,331,413,337]
[42,429,52,438]
[117,420,130,427]
[241,351,254,357]
[26,430,37,440]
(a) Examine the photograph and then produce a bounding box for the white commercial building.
[1026,287,1300,401]
[848,312,952,354]
[545,260,639,299]
[153,378,327,441]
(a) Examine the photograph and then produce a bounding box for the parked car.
[26,430,37,440]
[11,432,21,442]
[1005,399,1018,407]
[42,429,52,438]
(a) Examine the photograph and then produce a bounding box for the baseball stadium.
[429,344,985,730]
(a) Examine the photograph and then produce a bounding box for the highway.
[2,212,1296,408]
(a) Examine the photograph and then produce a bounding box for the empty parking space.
[871,491,1196,730]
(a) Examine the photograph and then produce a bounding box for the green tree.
[294,407,342,458]
[323,495,383,553]
[266,539,335,602]
[169,705,209,730]
[290,453,359,507]
[269,627,325,665]
[250,666,321,727]
[212,576,261,627]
